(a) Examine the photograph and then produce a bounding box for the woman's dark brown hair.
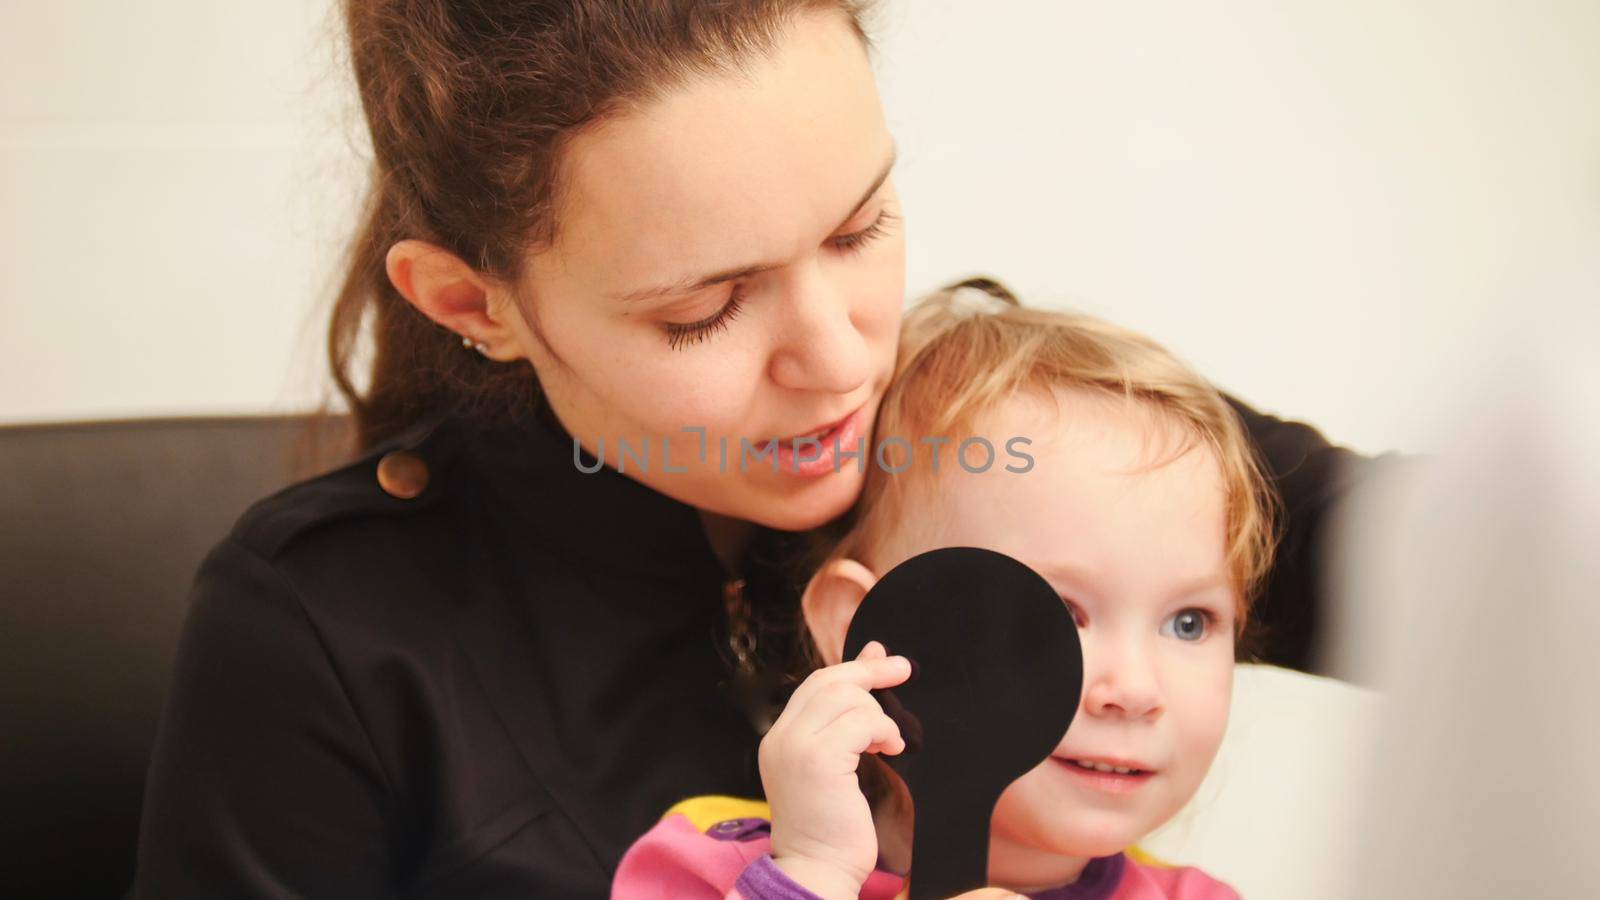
[328,0,875,452]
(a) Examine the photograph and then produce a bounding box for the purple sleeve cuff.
[733,854,830,900]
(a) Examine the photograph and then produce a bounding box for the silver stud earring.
[461,336,491,357]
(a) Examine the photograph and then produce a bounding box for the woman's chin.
[754,469,867,532]
[686,459,867,532]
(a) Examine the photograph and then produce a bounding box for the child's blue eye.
[1160,609,1211,642]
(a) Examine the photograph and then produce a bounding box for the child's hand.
[761,640,911,900]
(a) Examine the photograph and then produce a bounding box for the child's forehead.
[964,387,1194,464]
[884,388,1229,584]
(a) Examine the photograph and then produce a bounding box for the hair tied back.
[941,275,1021,318]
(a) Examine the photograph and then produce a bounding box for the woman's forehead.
[543,12,892,287]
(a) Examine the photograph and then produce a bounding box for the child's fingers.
[818,705,905,758]
[785,647,910,709]
[787,679,891,739]
[864,723,908,757]
[764,642,908,742]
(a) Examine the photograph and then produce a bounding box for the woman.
[134,1,1362,896]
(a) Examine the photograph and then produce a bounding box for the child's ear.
[801,558,878,666]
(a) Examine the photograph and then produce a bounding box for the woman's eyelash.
[663,210,897,350]
[830,209,898,254]
[665,286,747,351]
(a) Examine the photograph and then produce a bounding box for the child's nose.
[1082,649,1163,719]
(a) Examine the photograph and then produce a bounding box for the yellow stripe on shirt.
[662,795,774,833]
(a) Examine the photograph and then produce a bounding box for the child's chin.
[1055,833,1135,861]
[994,807,1143,862]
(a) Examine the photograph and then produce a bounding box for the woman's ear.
[384,239,521,360]
[801,558,878,666]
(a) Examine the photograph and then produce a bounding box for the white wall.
[3,1,1598,455]
[1,2,364,424]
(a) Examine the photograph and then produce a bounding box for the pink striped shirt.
[611,797,1239,900]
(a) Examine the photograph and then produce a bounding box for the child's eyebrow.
[1033,562,1229,601]
[1031,561,1098,593]
[1167,573,1232,600]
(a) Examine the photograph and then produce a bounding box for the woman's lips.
[1051,756,1157,795]
[767,407,857,446]
[757,404,867,478]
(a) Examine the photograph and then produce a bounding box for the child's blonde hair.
[817,277,1279,634]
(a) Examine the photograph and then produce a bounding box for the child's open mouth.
[1052,756,1156,794]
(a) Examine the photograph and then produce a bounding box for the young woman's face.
[504,10,904,531]
[904,391,1237,889]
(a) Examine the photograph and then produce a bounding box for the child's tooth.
[1113,766,1132,774]
[1093,762,1114,773]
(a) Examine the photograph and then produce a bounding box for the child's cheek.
[1174,660,1233,766]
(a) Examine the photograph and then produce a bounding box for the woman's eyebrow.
[613,147,898,305]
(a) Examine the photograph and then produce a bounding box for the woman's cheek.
[659,349,766,439]
[860,264,907,360]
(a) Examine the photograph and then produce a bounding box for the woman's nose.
[1081,642,1163,720]
[766,262,874,395]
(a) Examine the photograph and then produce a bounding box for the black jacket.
[133,398,1365,898]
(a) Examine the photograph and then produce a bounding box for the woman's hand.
[761,640,911,900]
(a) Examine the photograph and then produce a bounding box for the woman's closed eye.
[664,286,748,351]
[662,208,900,350]
[829,208,898,255]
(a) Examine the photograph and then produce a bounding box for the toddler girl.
[613,282,1276,899]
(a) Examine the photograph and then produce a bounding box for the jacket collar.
[458,402,728,581]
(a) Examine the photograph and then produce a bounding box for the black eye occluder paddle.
[843,546,1082,900]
